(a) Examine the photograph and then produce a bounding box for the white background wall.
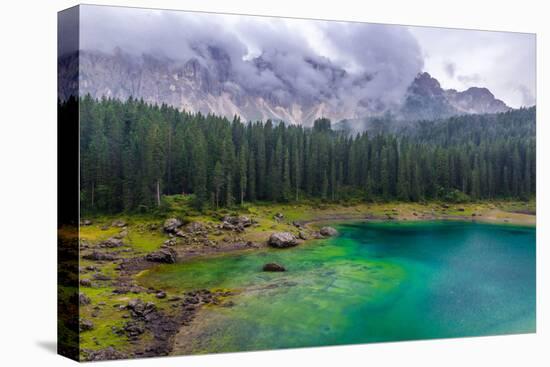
[0,0,547,365]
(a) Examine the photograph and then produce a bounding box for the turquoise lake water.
[140,221,536,354]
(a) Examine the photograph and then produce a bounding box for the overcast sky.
[79,5,536,108]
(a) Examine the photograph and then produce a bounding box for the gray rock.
[84,347,126,361]
[164,238,177,246]
[268,232,298,248]
[80,278,92,287]
[113,229,128,239]
[184,221,205,233]
[93,273,111,281]
[111,219,127,228]
[97,238,123,248]
[320,226,338,237]
[79,292,91,305]
[124,320,145,337]
[222,215,254,227]
[145,248,177,264]
[83,251,118,261]
[79,318,94,332]
[127,299,156,318]
[163,218,183,233]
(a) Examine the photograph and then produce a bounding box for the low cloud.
[457,73,482,84]
[80,5,424,118]
[444,62,456,78]
[515,84,536,106]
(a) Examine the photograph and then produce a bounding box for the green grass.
[126,231,166,253]
[79,225,120,242]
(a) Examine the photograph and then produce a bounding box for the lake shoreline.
[164,218,535,356]
[77,200,535,360]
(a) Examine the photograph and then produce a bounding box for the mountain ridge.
[59,49,511,126]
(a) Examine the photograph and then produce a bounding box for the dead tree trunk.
[156,179,161,207]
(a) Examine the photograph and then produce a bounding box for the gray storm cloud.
[79,5,424,116]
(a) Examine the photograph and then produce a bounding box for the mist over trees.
[74,95,535,214]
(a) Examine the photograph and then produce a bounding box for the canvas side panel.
[57,5,80,362]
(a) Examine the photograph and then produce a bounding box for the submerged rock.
[320,226,338,237]
[263,263,286,272]
[268,232,298,248]
[145,248,177,264]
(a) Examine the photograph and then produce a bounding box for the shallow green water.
[140,221,536,354]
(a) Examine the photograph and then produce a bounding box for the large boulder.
[163,218,183,233]
[320,226,338,237]
[263,263,286,272]
[145,248,177,264]
[268,232,298,248]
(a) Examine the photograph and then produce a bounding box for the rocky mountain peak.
[401,72,510,121]
[409,72,444,97]
[61,49,512,126]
